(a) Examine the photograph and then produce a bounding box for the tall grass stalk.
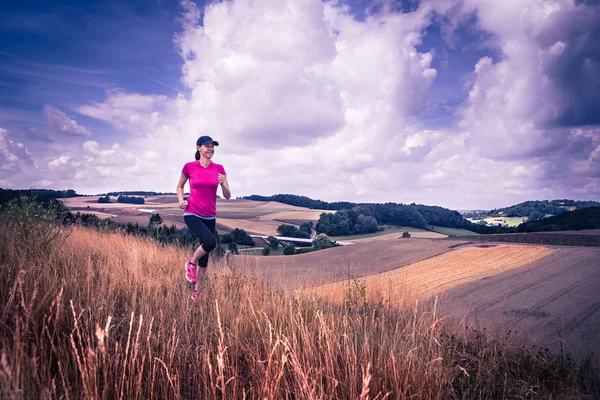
[0,208,597,398]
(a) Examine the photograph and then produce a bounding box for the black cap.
[196,135,219,146]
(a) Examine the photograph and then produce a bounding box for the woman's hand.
[179,199,188,209]
[218,173,226,185]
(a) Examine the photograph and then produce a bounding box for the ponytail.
[195,150,200,160]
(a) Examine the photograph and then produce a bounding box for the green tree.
[148,213,163,228]
[228,242,239,254]
[277,224,297,236]
[262,246,271,256]
[312,233,336,250]
[267,236,280,249]
[283,244,296,255]
[299,221,313,236]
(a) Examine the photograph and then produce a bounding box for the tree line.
[465,199,600,219]
[243,193,494,235]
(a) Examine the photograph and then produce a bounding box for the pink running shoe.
[191,291,202,301]
[185,260,197,283]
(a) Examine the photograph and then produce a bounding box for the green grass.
[428,225,479,237]
[467,217,528,227]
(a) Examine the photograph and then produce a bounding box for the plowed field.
[306,245,555,308]
[441,246,600,359]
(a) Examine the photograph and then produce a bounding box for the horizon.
[4,185,596,212]
[1,0,599,210]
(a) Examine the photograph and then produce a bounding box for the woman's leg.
[184,216,217,290]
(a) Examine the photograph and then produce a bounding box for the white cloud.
[0,127,36,172]
[0,128,37,188]
[76,90,170,136]
[33,180,54,187]
[24,0,599,209]
[43,105,91,137]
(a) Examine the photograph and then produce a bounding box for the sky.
[1,0,599,210]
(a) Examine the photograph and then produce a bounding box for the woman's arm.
[177,174,188,208]
[218,174,231,200]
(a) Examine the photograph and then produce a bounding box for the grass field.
[331,226,446,242]
[428,225,479,236]
[467,216,528,227]
[1,200,598,398]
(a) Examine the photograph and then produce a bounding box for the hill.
[244,194,489,234]
[466,199,600,220]
[516,206,600,232]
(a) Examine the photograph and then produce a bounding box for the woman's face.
[198,143,215,159]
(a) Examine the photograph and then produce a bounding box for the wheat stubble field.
[298,242,600,360]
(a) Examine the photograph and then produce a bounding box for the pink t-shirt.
[181,161,227,218]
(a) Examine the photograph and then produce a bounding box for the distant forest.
[244,194,498,235]
[516,207,600,232]
[465,200,600,219]
[105,191,176,196]
[0,188,78,202]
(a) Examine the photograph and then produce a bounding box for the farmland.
[305,245,554,308]
[61,196,329,236]
[442,246,600,358]
[467,216,527,227]
[58,194,600,361]
[230,238,468,289]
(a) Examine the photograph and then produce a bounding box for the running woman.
[177,135,231,301]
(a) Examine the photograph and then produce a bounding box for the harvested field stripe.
[450,251,573,301]
[568,300,600,332]
[472,256,594,315]
[531,266,600,313]
[306,245,554,309]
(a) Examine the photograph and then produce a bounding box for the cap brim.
[200,141,219,146]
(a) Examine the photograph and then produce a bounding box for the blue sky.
[1,0,599,209]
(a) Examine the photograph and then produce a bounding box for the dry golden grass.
[0,203,595,399]
[308,245,556,309]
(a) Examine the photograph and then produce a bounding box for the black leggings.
[184,215,217,269]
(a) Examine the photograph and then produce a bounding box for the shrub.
[312,233,336,249]
[262,246,271,256]
[402,231,411,238]
[267,236,280,249]
[283,244,296,255]
[228,242,239,254]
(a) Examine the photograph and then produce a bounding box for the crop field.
[229,238,467,289]
[61,196,326,232]
[441,246,600,359]
[306,244,555,308]
[217,218,283,236]
[343,229,446,242]
[428,225,479,236]
[258,209,329,222]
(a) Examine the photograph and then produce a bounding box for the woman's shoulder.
[211,162,226,171]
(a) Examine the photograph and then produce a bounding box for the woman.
[177,135,231,301]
